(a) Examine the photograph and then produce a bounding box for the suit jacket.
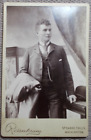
[20,42,74,98]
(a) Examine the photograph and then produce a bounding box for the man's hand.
[25,84,41,93]
[34,84,41,92]
[67,95,77,103]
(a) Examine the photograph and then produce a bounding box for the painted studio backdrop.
[6,6,86,118]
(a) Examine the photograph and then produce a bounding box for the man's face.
[37,24,52,44]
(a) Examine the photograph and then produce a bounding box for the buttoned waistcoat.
[20,43,74,98]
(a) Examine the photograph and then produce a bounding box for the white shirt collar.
[39,41,51,54]
[39,41,50,47]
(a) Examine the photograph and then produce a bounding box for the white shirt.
[39,41,51,57]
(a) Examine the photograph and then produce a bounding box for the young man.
[20,19,76,118]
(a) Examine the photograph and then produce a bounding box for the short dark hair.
[35,19,51,31]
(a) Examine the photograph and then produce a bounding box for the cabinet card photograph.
[1,2,89,137]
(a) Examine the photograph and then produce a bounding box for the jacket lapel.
[30,44,43,81]
[33,43,40,55]
[48,43,55,54]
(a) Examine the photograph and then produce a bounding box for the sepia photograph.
[1,2,89,137]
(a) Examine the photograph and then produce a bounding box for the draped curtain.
[6,6,86,89]
[52,6,86,66]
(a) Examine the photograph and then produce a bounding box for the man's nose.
[46,30,51,34]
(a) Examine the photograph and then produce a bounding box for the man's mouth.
[46,35,50,37]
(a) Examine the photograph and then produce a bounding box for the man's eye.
[44,29,47,31]
[43,29,51,32]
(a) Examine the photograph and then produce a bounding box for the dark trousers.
[36,88,63,118]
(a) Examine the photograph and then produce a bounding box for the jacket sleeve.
[62,48,74,96]
[19,49,29,73]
